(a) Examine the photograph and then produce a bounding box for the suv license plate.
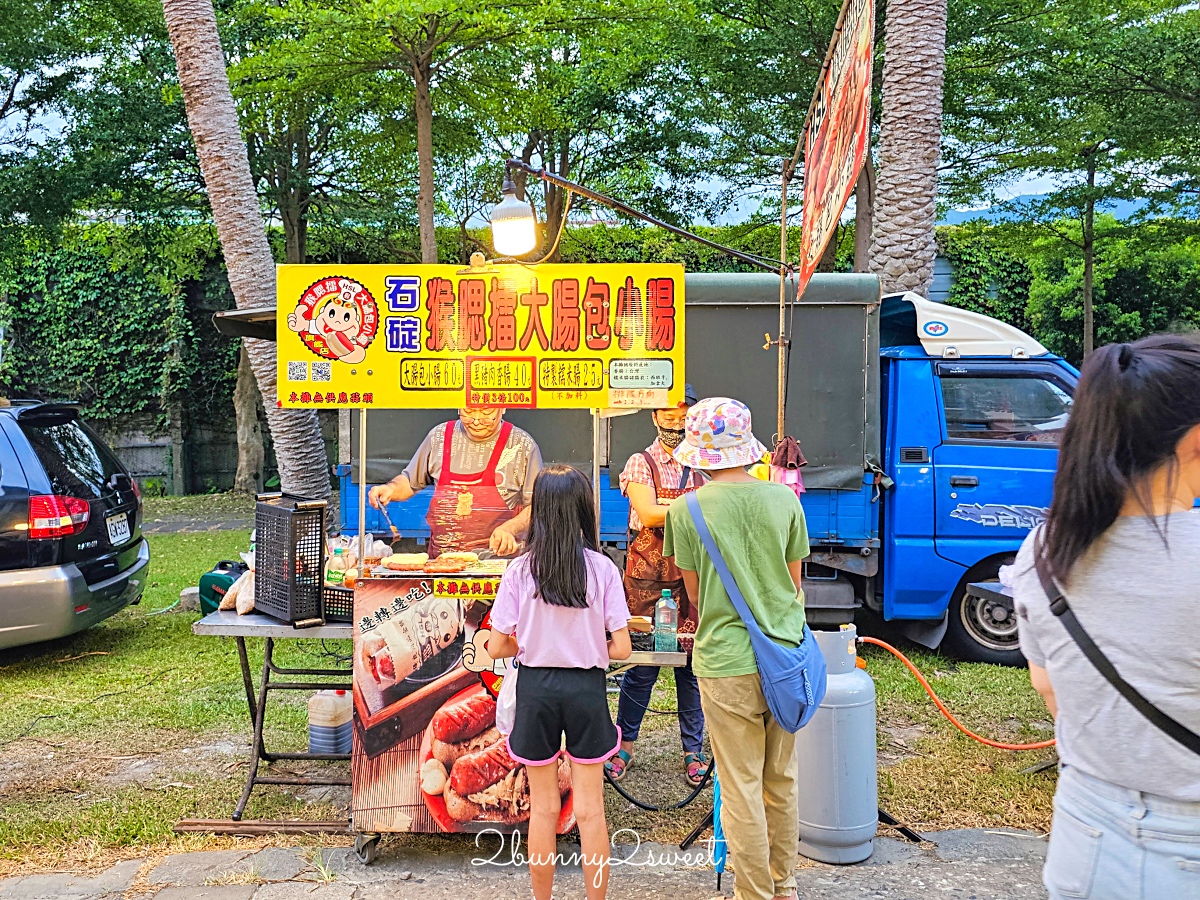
[106,513,131,546]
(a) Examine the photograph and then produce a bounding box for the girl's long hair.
[525,465,599,608]
[1044,334,1200,581]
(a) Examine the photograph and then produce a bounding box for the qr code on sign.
[287,361,307,381]
[311,362,332,382]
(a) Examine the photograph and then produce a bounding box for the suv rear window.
[18,416,126,499]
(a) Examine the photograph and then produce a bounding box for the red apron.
[425,421,519,558]
[623,450,704,648]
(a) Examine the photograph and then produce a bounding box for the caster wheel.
[354,833,380,865]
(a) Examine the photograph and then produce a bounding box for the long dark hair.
[1044,334,1200,580]
[525,465,599,608]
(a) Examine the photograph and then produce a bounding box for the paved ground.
[0,829,1049,899]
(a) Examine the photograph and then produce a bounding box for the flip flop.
[684,751,710,786]
[605,749,633,782]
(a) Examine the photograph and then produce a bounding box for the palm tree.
[162,0,330,498]
[868,0,947,295]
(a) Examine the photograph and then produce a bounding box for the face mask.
[657,425,686,449]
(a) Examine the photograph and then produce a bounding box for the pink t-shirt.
[490,549,630,669]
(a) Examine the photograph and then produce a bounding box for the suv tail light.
[29,495,91,539]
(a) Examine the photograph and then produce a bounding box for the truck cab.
[875,292,1076,664]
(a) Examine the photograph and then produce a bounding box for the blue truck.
[330,273,1075,666]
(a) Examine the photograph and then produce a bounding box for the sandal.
[684,751,710,786]
[605,749,633,782]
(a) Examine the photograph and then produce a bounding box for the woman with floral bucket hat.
[663,397,811,900]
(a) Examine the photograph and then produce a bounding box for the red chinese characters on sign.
[426,278,456,351]
[613,275,644,351]
[488,278,518,352]
[583,277,612,350]
[646,278,676,351]
[518,279,550,351]
[551,279,581,352]
[460,279,486,351]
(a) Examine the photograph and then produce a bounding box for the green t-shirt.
[663,480,809,678]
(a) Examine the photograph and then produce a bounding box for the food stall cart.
[269,262,689,861]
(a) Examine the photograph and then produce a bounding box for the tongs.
[377,504,404,552]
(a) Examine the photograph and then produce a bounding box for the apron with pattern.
[425,421,519,558]
[623,450,704,649]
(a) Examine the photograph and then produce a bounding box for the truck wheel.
[940,565,1025,667]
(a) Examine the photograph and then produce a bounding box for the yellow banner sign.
[276,264,686,409]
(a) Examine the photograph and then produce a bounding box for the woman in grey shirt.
[1012,335,1200,900]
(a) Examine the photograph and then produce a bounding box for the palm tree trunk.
[414,61,438,264]
[233,344,264,493]
[162,0,330,499]
[868,0,947,296]
[1082,156,1096,358]
[853,160,874,273]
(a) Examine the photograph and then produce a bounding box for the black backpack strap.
[1034,540,1200,756]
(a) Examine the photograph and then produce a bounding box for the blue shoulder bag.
[684,491,826,733]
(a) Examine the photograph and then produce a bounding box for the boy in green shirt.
[663,397,808,900]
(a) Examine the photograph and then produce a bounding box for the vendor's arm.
[490,506,530,557]
[369,427,438,509]
[626,482,673,529]
[368,473,416,508]
[487,629,519,660]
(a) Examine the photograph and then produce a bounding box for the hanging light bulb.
[489,173,537,257]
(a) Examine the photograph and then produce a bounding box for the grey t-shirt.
[1013,514,1200,802]
[401,421,542,510]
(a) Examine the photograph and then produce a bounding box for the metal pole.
[592,410,602,538]
[505,159,780,275]
[777,160,791,444]
[358,407,368,565]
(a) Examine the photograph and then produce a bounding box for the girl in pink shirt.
[489,465,632,900]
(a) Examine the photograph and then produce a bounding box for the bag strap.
[640,451,662,493]
[677,466,693,492]
[1034,539,1200,757]
[684,492,766,640]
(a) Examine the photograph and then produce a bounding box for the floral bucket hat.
[672,397,769,470]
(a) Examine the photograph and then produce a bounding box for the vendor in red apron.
[607,384,710,786]
[367,408,542,557]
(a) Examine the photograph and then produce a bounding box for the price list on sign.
[276,264,686,409]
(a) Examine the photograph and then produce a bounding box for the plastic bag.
[495,659,518,737]
[220,569,249,611]
[236,570,256,615]
[998,564,1014,590]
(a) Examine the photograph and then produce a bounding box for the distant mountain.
[939,194,1149,225]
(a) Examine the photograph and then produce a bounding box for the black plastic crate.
[255,493,327,625]
[323,584,354,623]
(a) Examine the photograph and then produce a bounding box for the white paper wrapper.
[368,597,463,687]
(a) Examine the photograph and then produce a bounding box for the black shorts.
[507,666,621,765]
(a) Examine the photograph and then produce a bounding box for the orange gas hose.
[859,636,1057,751]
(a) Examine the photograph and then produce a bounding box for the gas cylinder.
[795,623,877,864]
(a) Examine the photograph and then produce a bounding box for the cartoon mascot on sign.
[288,278,369,364]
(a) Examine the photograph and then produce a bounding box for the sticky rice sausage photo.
[431,692,496,744]
[449,739,518,796]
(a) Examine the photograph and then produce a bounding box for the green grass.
[0,529,354,870]
[0,523,1058,871]
[142,492,257,519]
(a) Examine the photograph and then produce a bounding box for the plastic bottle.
[654,589,678,652]
[308,689,353,754]
[326,547,346,586]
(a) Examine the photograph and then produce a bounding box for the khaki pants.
[698,673,798,900]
